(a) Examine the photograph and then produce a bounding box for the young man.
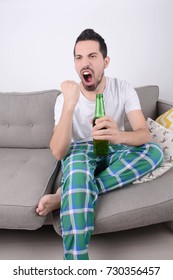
[36,29,163,260]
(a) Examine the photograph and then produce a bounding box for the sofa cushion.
[0,90,60,148]
[0,148,58,230]
[94,167,173,234]
[52,165,173,235]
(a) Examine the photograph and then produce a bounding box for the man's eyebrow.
[75,54,82,58]
[75,52,98,57]
[88,51,99,56]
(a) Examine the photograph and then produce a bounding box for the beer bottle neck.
[95,94,105,118]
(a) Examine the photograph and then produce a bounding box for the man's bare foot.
[36,187,61,216]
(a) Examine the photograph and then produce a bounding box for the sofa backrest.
[0,90,60,148]
[124,85,159,130]
[0,86,159,147]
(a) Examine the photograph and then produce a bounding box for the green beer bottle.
[93,94,109,156]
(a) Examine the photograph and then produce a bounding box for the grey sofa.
[0,90,60,230]
[0,86,173,235]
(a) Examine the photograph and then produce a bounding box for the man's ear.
[104,56,110,69]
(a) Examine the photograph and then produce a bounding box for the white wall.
[0,0,173,101]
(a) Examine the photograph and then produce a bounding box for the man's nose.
[81,57,91,68]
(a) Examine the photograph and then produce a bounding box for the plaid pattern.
[60,142,163,260]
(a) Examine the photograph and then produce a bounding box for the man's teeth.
[83,71,90,75]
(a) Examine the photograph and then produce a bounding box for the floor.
[0,223,173,260]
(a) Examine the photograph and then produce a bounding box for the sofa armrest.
[157,99,173,117]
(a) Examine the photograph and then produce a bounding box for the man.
[36,29,163,260]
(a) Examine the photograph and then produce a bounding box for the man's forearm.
[50,106,74,160]
[119,128,151,146]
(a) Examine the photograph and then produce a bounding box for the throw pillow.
[156,108,173,130]
[133,117,173,185]
[146,117,173,162]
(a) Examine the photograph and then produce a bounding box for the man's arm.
[50,81,80,160]
[50,106,74,160]
[92,110,151,146]
[122,110,151,146]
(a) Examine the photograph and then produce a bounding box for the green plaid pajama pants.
[60,142,163,260]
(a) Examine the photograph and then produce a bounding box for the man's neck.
[80,76,107,101]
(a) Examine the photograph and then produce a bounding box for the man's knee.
[147,142,163,165]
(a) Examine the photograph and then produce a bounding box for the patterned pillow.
[147,117,173,162]
[133,117,173,185]
[156,108,173,130]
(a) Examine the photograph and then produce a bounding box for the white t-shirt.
[54,77,141,143]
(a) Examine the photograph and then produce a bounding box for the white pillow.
[146,117,173,161]
[133,117,173,185]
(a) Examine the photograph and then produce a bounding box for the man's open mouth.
[82,71,93,84]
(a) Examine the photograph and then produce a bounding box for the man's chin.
[82,83,97,92]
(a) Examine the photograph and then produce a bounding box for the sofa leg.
[166,221,173,232]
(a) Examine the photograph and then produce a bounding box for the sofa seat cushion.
[93,167,173,234]
[0,148,57,230]
[52,166,173,235]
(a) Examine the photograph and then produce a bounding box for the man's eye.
[75,56,81,60]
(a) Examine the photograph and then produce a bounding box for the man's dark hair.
[73,29,107,58]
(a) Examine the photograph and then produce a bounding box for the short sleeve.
[124,84,141,114]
